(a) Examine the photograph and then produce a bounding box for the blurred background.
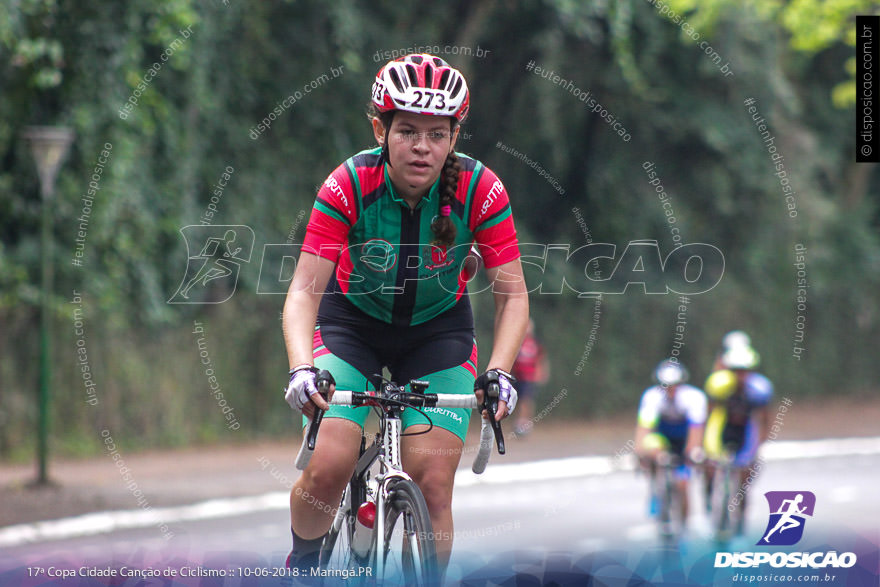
[1,0,877,462]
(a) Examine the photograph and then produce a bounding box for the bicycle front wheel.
[711,466,733,542]
[320,487,359,571]
[380,479,438,585]
[659,469,682,545]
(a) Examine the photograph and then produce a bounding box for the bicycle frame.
[317,397,426,576]
[374,407,415,577]
[296,372,505,579]
[708,449,739,541]
[654,452,683,544]
[321,397,416,565]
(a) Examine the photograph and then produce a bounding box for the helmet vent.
[387,68,403,91]
[451,77,463,98]
[405,64,419,87]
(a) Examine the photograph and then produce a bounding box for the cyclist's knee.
[298,420,360,496]
[299,459,350,498]
[412,469,454,514]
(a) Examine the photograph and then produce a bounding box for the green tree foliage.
[0,0,877,458]
[660,0,880,105]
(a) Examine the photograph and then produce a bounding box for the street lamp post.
[21,126,74,486]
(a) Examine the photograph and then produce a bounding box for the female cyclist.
[281,54,529,574]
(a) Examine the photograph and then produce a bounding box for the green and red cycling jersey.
[303,147,520,326]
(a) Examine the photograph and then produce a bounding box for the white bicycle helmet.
[653,359,689,386]
[372,54,470,121]
[721,345,760,370]
[722,330,751,349]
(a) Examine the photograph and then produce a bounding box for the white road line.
[0,493,287,548]
[1,436,877,548]
[576,537,608,552]
[456,435,880,487]
[829,485,859,504]
[624,523,656,542]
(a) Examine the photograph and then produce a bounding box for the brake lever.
[483,376,506,455]
[306,370,334,450]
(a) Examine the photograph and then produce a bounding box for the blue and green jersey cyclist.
[635,359,707,532]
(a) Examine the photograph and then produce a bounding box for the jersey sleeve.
[744,373,774,406]
[637,388,661,429]
[468,166,520,269]
[683,386,708,425]
[705,369,737,401]
[302,163,358,262]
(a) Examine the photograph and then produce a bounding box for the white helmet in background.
[653,360,689,386]
[722,330,751,349]
[721,345,760,370]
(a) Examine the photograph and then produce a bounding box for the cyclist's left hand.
[474,369,518,421]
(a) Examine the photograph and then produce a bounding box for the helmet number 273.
[411,90,446,110]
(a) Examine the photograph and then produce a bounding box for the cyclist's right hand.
[284,365,331,416]
[686,446,706,466]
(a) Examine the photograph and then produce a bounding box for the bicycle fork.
[375,416,415,579]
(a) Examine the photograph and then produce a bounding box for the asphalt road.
[1,439,877,586]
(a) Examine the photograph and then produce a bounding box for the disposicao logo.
[758,491,815,546]
[714,490,858,570]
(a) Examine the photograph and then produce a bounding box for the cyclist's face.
[373,111,459,201]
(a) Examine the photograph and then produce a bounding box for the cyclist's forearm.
[283,290,321,367]
[685,424,704,454]
[634,426,650,454]
[486,292,528,371]
[758,406,771,443]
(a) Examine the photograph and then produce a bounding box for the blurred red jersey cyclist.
[281,54,529,573]
[511,319,549,436]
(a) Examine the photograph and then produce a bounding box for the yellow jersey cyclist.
[281,54,529,574]
[703,344,774,534]
[634,360,707,532]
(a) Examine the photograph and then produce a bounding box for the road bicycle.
[653,452,685,546]
[706,446,741,543]
[295,370,506,585]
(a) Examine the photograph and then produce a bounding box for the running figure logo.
[168,225,254,304]
[758,491,816,546]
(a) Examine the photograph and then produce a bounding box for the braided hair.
[431,151,459,248]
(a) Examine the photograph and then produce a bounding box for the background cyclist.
[703,342,774,535]
[511,318,549,437]
[711,330,752,371]
[281,54,529,574]
[634,359,707,534]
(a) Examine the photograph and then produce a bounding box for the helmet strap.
[379,112,395,168]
